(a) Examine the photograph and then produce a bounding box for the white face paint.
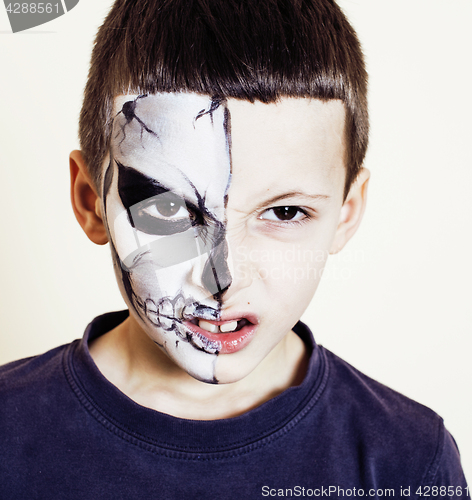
[103,93,235,383]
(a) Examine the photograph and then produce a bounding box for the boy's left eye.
[259,206,307,222]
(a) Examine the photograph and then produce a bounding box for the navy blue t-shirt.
[0,311,468,498]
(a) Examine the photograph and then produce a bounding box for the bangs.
[105,0,359,100]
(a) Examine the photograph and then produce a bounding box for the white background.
[0,0,471,481]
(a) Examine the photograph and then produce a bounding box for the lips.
[143,297,258,355]
[183,315,258,355]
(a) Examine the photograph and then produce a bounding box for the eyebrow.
[261,191,330,206]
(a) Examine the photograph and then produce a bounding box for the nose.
[201,230,232,302]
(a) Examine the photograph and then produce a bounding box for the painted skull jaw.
[102,92,234,383]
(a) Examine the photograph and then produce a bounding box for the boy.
[0,0,467,497]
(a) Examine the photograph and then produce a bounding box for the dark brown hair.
[79,0,368,199]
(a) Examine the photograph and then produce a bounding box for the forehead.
[226,97,347,202]
[226,97,345,164]
[109,93,346,201]
[110,93,230,199]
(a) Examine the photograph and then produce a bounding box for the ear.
[70,150,108,245]
[330,168,370,254]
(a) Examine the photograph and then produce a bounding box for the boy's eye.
[116,162,206,235]
[128,194,194,235]
[259,206,307,222]
[142,195,189,219]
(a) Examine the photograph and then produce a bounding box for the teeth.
[159,316,173,330]
[219,321,238,333]
[174,296,185,317]
[145,299,157,313]
[198,320,240,334]
[198,320,220,334]
[146,310,160,326]
[159,300,173,317]
[158,300,173,330]
[145,299,159,325]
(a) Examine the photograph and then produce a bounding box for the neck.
[89,314,308,420]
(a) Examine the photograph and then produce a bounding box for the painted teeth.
[191,333,219,354]
[173,295,185,317]
[198,320,239,334]
[156,300,173,330]
[145,299,160,326]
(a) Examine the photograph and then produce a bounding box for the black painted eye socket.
[116,161,206,235]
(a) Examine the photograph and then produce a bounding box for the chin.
[169,350,255,386]
[212,354,261,385]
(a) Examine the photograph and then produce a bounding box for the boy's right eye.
[116,161,201,235]
[141,194,190,220]
[128,194,194,235]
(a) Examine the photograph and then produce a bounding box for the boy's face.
[102,93,347,384]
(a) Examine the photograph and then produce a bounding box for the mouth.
[182,315,258,355]
[143,297,258,355]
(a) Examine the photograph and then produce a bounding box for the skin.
[70,95,369,420]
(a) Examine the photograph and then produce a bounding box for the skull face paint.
[102,93,235,383]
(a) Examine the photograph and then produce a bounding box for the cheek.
[105,196,194,296]
[238,235,329,293]
[259,221,338,303]
[123,255,196,298]
[124,261,163,298]
[265,255,325,317]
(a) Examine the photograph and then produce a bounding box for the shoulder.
[323,347,439,423]
[323,347,440,421]
[0,343,71,383]
[318,347,467,488]
[0,312,126,421]
[0,312,123,395]
[0,342,76,414]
